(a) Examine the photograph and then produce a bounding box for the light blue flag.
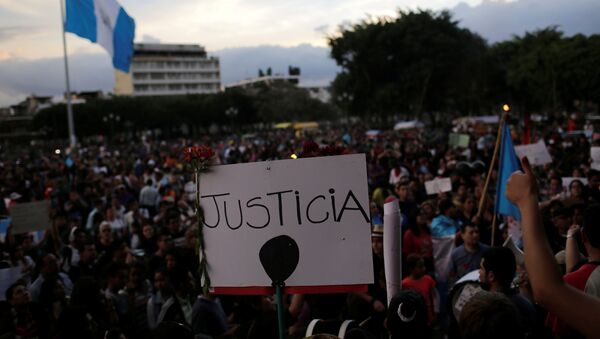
[65,0,135,72]
[496,122,521,220]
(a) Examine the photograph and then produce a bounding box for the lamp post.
[102,113,121,140]
[338,92,353,125]
[225,107,239,133]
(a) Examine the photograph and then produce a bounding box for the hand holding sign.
[514,140,552,166]
[591,147,600,171]
[425,178,452,195]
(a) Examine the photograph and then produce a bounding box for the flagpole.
[476,106,510,235]
[490,211,498,246]
[59,0,76,148]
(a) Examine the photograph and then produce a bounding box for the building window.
[133,73,148,80]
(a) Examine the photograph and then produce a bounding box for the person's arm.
[288,294,304,318]
[565,224,582,273]
[506,157,600,338]
[352,292,386,312]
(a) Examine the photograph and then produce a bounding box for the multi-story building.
[115,43,221,96]
[225,74,300,90]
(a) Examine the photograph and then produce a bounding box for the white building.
[225,74,300,90]
[116,43,221,96]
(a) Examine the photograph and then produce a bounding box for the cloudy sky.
[1,0,599,106]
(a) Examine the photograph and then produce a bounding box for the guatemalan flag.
[65,0,135,72]
[496,122,522,220]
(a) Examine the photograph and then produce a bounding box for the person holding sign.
[506,156,600,338]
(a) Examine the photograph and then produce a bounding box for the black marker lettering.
[295,191,302,225]
[200,193,230,228]
[223,200,243,230]
[306,195,329,224]
[329,188,338,222]
[337,190,370,222]
[266,190,293,226]
[246,196,270,229]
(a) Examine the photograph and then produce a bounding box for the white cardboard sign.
[425,178,452,195]
[514,140,552,166]
[10,200,51,234]
[200,154,374,291]
[591,147,600,171]
[562,177,588,190]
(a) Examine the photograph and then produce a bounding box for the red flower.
[183,147,194,163]
[319,145,347,156]
[183,145,215,166]
[195,145,215,160]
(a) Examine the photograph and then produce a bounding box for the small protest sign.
[562,177,588,190]
[199,154,373,294]
[425,178,452,195]
[514,140,552,166]
[0,218,10,242]
[591,147,600,171]
[10,200,51,234]
[449,133,470,148]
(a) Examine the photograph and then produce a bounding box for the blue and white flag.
[496,122,522,220]
[65,0,135,72]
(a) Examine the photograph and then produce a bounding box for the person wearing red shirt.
[402,254,436,324]
[546,204,600,337]
[403,211,434,273]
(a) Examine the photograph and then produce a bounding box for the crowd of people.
[0,113,599,339]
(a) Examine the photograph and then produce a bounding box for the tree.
[253,83,336,122]
[288,65,301,76]
[328,10,489,122]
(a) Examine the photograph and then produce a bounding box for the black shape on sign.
[259,235,300,284]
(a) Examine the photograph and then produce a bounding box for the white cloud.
[141,34,160,43]
[0,0,482,59]
[0,0,599,107]
[0,51,13,61]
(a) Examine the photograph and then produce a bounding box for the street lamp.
[225,107,239,132]
[103,113,121,139]
[338,92,353,124]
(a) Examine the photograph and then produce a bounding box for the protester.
[386,290,429,339]
[402,254,437,324]
[448,224,489,286]
[459,291,525,339]
[0,118,598,338]
[0,281,45,338]
[479,247,538,338]
[506,156,600,339]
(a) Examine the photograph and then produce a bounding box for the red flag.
[523,112,531,145]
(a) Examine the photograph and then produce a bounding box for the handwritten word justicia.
[200,188,370,230]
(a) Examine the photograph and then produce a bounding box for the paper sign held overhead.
[10,200,51,235]
[591,147,600,171]
[449,134,470,148]
[514,140,552,166]
[199,154,373,294]
[425,178,452,195]
[562,177,588,190]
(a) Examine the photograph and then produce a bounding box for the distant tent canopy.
[293,122,319,130]
[366,130,383,138]
[452,115,499,126]
[274,122,292,129]
[393,120,424,130]
[274,122,319,130]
